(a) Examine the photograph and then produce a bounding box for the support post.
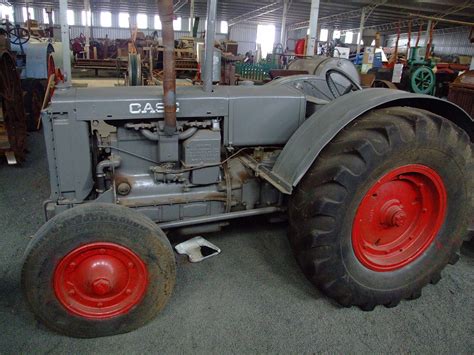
[59,0,71,83]
[84,0,91,59]
[306,0,320,56]
[203,0,217,92]
[25,1,30,30]
[190,0,195,36]
[280,0,289,48]
[423,20,432,47]
[356,8,365,55]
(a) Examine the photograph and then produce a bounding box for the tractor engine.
[89,118,281,232]
[41,84,307,231]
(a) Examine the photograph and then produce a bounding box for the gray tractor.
[21,0,473,338]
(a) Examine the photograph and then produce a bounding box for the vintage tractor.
[21,1,473,338]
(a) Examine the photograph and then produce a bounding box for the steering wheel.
[325,67,362,98]
[8,26,30,45]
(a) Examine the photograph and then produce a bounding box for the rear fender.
[271,88,473,194]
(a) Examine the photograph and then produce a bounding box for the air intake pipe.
[157,0,177,135]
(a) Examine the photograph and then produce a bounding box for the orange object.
[387,21,401,68]
[407,21,412,58]
[425,21,436,60]
[415,23,423,48]
[295,38,306,58]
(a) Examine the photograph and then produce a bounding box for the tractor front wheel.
[289,107,473,310]
[21,203,176,337]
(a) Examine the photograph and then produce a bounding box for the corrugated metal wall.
[229,23,283,55]
[386,27,473,57]
[229,23,257,54]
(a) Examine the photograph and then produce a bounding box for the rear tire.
[289,107,473,310]
[22,203,176,338]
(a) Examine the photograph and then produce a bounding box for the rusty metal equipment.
[1,19,59,131]
[20,0,473,339]
[0,51,27,164]
[448,70,474,117]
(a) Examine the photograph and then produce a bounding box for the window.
[81,10,91,26]
[344,31,353,44]
[256,24,275,58]
[1,5,14,22]
[154,15,162,30]
[220,20,228,34]
[357,32,361,45]
[100,11,112,27]
[22,6,34,21]
[119,12,129,28]
[333,30,341,40]
[320,28,328,42]
[173,17,181,31]
[67,9,75,25]
[137,13,147,29]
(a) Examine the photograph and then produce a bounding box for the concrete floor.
[0,132,473,354]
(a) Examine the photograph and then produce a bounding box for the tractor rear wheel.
[21,203,176,337]
[289,107,473,310]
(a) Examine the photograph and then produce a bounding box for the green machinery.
[235,44,283,82]
[407,46,436,95]
[235,61,276,81]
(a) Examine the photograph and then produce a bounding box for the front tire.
[22,203,176,338]
[289,107,473,310]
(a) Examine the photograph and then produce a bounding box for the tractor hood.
[48,85,304,121]
[47,85,307,146]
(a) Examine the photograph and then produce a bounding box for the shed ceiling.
[6,0,474,33]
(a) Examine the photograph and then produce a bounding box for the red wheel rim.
[352,164,447,272]
[54,242,148,319]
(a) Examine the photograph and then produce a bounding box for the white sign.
[334,47,350,59]
[392,64,404,84]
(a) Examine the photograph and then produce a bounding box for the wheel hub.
[352,164,447,271]
[92,278,112,296]
[380,200,406,228]
[54,242,148,319]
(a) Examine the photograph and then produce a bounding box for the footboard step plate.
[175,237,221,262]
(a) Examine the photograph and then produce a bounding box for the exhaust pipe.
[157,0,177,135]
[203,0,217,92]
